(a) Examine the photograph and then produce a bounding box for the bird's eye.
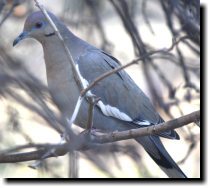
[35,22,43,28]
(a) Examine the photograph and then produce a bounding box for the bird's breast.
[43,43,81,116]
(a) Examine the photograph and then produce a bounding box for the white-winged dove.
[13,11,187,178]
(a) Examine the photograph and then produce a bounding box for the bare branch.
[34,0,86,130]
[0,143,68,163]
[0,0,21,26]
[86,96,100,130]
[0,110,199,163]
[92,110,200,143]
[81,35,189,96]
[34,0,83,91]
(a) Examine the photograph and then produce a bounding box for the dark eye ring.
[35,22,43,28]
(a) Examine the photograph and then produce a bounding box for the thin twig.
[81,35,189,96]
[141,0,154,34]
[34,0,86,129]
[86,96,100,130]
[69,151,78,178]
[34,0,83,91]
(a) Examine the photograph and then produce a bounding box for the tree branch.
[92,110,200,143]
[34,0,83,91]
[0,110,200,163]
[81,35,189,96]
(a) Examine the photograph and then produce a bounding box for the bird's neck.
[43,37,74,81]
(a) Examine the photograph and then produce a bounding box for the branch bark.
[92,110,200,143]
[0,110,200,163]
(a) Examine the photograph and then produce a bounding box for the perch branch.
[0,110,200,163]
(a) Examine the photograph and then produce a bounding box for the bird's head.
[13,11,57,46]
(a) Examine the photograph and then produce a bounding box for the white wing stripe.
[133,120,151,126]
[97,101,132,121]
[76,64,88,88]
[76,64,132,122]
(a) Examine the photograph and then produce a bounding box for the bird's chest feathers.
[43,43,73,82]
[43,43,80,106]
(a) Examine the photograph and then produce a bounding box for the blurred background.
[0,0,200,178]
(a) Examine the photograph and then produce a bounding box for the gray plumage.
[13,11,187,178]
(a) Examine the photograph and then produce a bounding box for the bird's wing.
[76,49,178,139]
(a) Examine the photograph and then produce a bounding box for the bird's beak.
[13,31,30,46]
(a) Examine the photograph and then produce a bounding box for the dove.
[13,11,187,178]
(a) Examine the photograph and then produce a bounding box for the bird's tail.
[135,136,187,178]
